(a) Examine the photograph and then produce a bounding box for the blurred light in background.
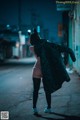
[16,42,19,48]
[27,29,31,33]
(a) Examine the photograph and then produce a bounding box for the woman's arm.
[29,46,38,58]
[50,42,76,62]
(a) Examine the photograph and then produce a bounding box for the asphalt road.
[0,63,80,120]
[0,64,34,111]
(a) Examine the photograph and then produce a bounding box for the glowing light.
[27,29,31,33]
[16,42,19,47]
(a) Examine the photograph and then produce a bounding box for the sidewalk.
[5,57,36,64]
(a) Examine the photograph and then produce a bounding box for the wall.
[72,3,80,74]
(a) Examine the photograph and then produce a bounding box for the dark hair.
[30,29,40,45]
[33,28,37,33]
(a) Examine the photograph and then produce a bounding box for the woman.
[29,29,76,115]
[29,29,52,114]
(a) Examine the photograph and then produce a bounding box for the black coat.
[34,40,76,93]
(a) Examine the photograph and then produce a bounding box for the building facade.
[71,3,80,74]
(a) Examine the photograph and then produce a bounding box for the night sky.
[0,0,56,25]
[0,0,62,42]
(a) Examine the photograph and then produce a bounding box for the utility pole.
[18,0,21,58]
[18,0,21,31]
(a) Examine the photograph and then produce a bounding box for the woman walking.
[29,29,51,114]
[29,28,76,115]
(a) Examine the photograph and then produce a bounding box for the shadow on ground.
[34,112,80,120]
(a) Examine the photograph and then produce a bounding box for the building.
[69,1,80,74]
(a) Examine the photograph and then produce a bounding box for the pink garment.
[29,46,42,78]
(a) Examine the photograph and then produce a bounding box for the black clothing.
[33,78,51,108]
[33,40,76,93]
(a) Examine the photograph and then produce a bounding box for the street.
[0,63,34,119]
[0,0,80,119]
[0,63,80,120]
